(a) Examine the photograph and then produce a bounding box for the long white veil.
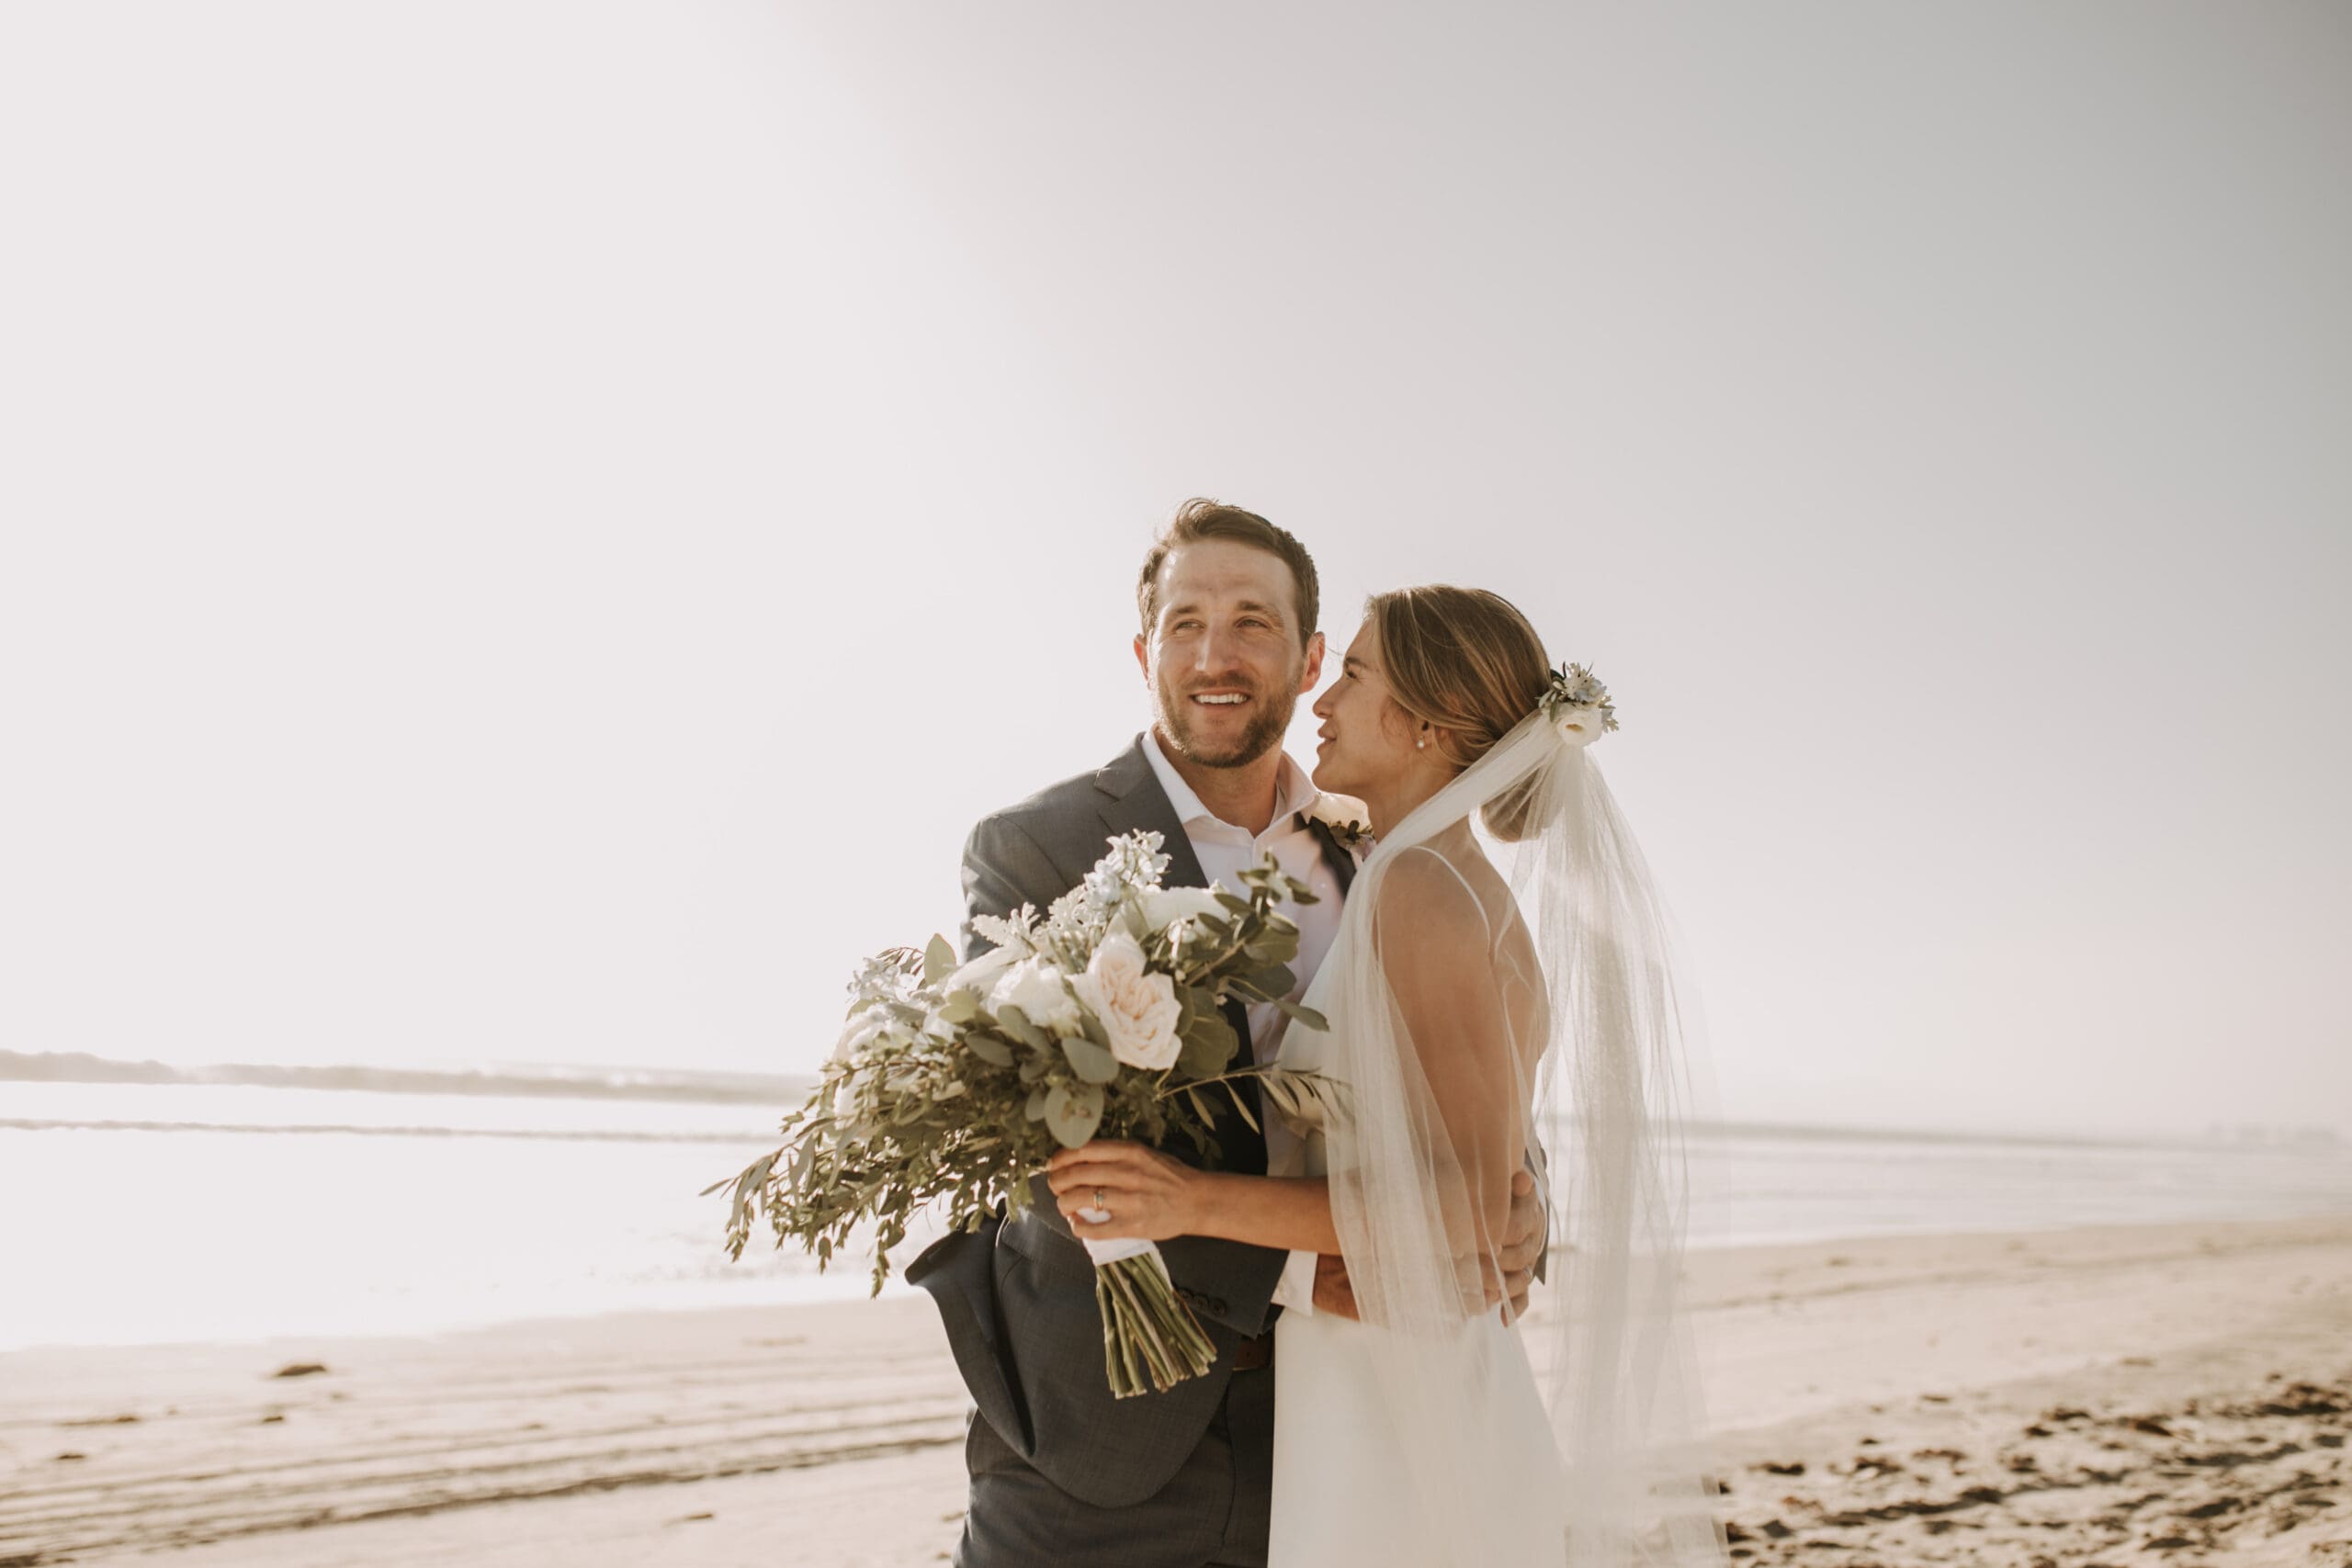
[1314,704,1725,1566]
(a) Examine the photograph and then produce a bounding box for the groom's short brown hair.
[1136,498,1320,649]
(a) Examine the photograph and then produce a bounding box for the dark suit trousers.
[953,1355,1277,1568]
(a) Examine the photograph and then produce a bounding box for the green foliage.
[1045,1081,1104,1147]
[703,841,1348,1293]
[1175,1000,1239,1077]
[1060,1032,1120,1085]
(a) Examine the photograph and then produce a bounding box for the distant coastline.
[3,1049,2335,1153]
[0,1050,807,1108]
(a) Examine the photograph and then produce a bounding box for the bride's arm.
[1044,1145,1339,1254]
[1183,1169,1340,1253]
[1374,848,1524,1248]
[1048,851,1524,1277]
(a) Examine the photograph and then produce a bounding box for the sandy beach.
[5,1212,2347,1567]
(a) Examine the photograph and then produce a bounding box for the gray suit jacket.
[906,736,1359,1508]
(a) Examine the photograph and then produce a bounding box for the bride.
[1046,585,1725,1567]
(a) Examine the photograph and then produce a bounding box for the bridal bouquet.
[706,830,1333,1398]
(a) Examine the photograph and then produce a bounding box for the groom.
[908,500,1546,1568]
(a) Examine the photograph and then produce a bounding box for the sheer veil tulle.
[1313,707,1727,1566]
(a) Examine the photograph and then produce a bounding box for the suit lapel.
[1093,735,1266,1175]
[1092,739,1212,895]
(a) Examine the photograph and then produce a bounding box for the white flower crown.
[1537,661,1618,749]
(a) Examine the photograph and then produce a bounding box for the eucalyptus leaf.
[1024,1084,1050,1122]
[1061,1032,1121,1085]
[1254,961,1300,992]
[1046,1081,1105,1149]
[923,935,956,986]
[938,989,979,1025]
[964,1032,1015,1068]
[1273,999,1330,1032]
[1251,928,1301,964]
[996,1004,1047,1050]
[1177,1006,1239,1077]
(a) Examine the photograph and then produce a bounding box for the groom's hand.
[1311,1254,1360,1320]
[1313,1169,1547,1324]
[1496,1168,1548,1322]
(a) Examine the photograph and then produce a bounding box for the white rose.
[1070,931,1184,1070]
[1306,793,1374,851]
[1138,886,1228,931]
[991,957,1083,1036]
[1553,705,1604,749]
[1307,794,1370,830]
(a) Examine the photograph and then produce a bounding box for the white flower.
[946,944,1020,996]
[1538,661,1618,749]
[1552,705,1605,749]
[992,957,1083,1037]
[1307,794,1369,830]
[821,1068,867,1143]
[1139,886,1228,931]
[1070,931,1184,1070]
[830,1010,887,1063]
[1306,793,1373,849]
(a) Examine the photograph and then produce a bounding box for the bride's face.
[1309,622,1421,798]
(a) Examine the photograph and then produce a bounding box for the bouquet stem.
[1092,1252,1218,1398]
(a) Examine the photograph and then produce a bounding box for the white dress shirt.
[1142,729,1345,1316]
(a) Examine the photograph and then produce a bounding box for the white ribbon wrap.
[1077,1212,1169,1277]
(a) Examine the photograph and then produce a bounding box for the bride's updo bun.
[1363,586,1552,840]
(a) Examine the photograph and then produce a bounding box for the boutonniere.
[1306,794,1374,854]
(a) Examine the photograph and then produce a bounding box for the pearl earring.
[1417,736,1427,750]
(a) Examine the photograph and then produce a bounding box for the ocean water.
[4,1080,2349,1352]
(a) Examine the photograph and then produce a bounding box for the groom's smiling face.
[1136,539,1324,770]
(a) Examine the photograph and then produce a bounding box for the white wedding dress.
[1250,709,1724,1568]
[1264,860,1569,1567]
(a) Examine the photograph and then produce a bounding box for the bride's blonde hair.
[1363,585,1553,840]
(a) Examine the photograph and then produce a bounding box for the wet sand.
[4,1213,2347,1566]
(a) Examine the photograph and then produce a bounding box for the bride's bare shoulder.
[1372,842,1501,946]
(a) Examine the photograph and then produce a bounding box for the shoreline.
[15,1194,2352,1361]
[4,1212,2348,1566]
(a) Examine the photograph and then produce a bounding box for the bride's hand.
[1045,1140,1204,1242]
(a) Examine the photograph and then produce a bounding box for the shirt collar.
[1141,728,1320,836]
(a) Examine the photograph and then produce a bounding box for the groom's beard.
[1153,671,1298,769]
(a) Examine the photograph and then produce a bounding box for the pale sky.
[3,3,2345,1141]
